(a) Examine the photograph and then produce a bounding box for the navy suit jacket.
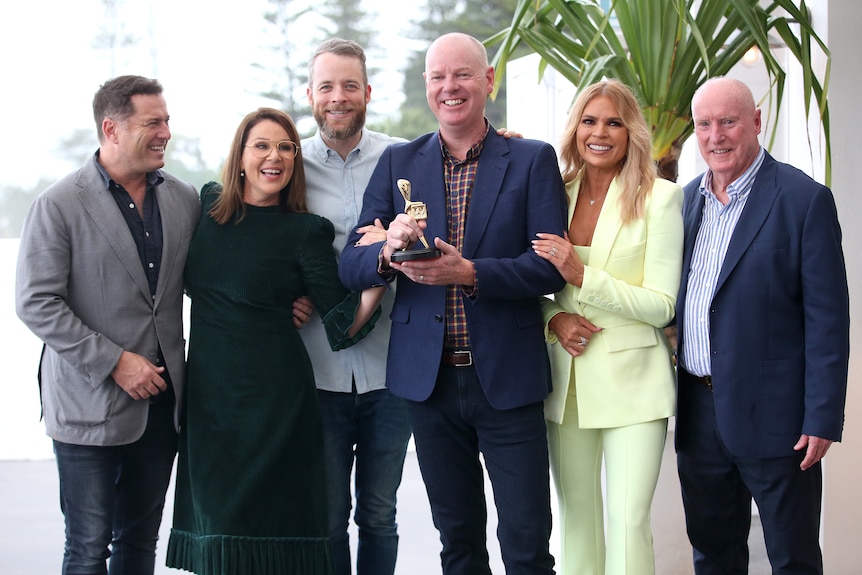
[675,152,849,458]
[339,129,567,410]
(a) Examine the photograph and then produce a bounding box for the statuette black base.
[391,247,441,262]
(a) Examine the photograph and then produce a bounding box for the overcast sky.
[0,0,424,188]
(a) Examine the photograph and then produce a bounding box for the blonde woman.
[532,80,683,575]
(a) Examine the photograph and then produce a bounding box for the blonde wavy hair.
[559,80,656,223]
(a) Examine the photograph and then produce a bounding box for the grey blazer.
[15,157,199,446]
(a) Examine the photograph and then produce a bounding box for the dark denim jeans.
[407,365,555,575]
[53,399,177,575]
[317,388,412,575]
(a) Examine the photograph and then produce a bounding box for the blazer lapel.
[462,133,508,258]
[153,180,183,309]
[715,155,780,294]
[76,164,153,304]
[681,184,706,282]
[586,177,625,270]
[407,136,449,245]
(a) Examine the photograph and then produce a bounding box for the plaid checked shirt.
[439,123,489,350]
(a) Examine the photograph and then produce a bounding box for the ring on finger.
[579,336,587,346]
[550,248,557,257]
[419,275,424,281]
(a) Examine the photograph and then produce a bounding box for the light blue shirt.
[300,128,405,393]
[681,147,765,377]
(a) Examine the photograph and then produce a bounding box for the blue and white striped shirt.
[681,148,766,376]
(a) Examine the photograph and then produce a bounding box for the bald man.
[674,77,849,574]
[339,33,566,575]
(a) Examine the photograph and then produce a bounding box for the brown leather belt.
[681,368,713,391]
[441,349,473,367]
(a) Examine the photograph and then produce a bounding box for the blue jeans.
[53,399,177,575]
[408,365,555,575]
[317,388,412,575]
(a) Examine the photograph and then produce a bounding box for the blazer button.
[435,315,443,322]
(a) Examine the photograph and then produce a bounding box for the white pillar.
[822,0,862,570]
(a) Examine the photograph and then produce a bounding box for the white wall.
[821,0,862,571]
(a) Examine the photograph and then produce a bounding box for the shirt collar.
[699,146,766,201]
[310,127,369,162]
[93,150,165,191]
[438,119,491,162]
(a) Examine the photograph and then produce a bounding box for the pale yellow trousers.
[547,397,667,575]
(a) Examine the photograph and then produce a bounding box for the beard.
[314,107,366,142]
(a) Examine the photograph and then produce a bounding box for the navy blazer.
[675,152,849,458]
[339,129,568,410]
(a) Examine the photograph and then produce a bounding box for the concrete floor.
[0,431,769,574]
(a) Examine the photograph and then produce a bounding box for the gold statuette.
[390,178,441,263]
[397,179,429,248]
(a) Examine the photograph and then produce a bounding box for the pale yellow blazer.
[542,176,683,428]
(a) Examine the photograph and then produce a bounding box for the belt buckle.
[704,375,713,392]
[453,349,473,367]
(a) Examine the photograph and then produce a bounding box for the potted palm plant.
[487,0,830,183]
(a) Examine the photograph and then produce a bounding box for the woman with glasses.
[167,108,384,575]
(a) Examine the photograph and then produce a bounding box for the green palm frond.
[487,0,831,184]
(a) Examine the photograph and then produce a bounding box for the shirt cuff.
[376,245,397,281]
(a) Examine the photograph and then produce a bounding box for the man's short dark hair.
[92,75,163,141]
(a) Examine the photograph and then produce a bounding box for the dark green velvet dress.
[167,183,378,575]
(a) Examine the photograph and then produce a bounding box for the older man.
[675,77,849,574]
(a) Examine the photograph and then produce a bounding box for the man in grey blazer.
[15,75,199,575]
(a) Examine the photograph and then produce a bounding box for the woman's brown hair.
[209,107,307,224]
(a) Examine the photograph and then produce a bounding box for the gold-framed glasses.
[245,139,299,159]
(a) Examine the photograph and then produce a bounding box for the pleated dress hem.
[166,528,335,575]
